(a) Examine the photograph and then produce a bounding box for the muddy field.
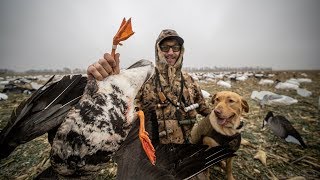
[0,70,319,180]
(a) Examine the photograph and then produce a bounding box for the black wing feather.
[0,76,56,141]
[0,75,87,159]
[114,110,236,180]
[276,115,307,148]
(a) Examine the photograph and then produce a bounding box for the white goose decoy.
[275,82,299,90]
[258,79,274,85]
[263,111,307,148]
[217,80,231,88]
[201,89,211,99]
[251,91,298,108]
[0,93,8,100]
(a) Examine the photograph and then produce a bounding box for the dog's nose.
[214,109,221,116]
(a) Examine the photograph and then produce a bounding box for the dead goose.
[263,111,307,148]
[0,59,235,179]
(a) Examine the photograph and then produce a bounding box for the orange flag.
[111,18,134,58]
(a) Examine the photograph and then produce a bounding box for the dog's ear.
[211,93,217,104]
[241,99,249,113]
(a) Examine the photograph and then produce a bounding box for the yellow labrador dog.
[191,91,249,180]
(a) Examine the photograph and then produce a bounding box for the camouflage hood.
[155,29,185,85]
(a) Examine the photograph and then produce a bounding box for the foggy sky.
[0,0,320,72]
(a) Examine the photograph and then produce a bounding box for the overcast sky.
[1,0,319,72]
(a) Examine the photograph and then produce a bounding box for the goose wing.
[114,110,236,180]
[268,116,289,138]
[276,116,307,148]
[0,75,87,159]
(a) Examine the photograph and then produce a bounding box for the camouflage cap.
[156,29,184,46]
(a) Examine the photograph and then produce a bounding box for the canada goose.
[263,111,307,148]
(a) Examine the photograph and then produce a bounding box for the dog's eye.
[229,99,235,103]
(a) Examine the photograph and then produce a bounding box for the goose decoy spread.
[0,59,235,179]
[263,111,307,148]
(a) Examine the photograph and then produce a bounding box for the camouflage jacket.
[135,29,211,143]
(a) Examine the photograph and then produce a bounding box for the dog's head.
[211,91,249,129]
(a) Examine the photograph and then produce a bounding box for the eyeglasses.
[160,45,181,52]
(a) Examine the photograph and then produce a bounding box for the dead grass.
[0,70,319,179]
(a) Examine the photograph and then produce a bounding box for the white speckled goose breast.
[50,60,154,176]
